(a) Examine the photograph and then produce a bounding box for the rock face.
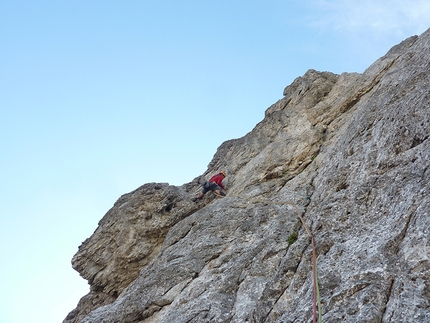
[65,29,430,323]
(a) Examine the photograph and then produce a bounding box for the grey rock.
[64,28,430,323]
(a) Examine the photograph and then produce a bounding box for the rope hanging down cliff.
[205,192,323,323]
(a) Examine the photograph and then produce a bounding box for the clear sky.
[1,1,429,322]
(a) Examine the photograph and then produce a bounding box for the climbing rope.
[205,192,322,323]
[245,198,321,323]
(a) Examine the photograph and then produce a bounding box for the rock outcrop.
[65,28,430,323]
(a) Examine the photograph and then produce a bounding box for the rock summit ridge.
[65,29,430,323]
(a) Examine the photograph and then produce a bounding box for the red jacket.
[209,174,225,189]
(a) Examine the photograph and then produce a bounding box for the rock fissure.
[386,199,419,258]
[381,278,396,323]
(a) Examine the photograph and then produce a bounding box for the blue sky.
[1,1,429,322]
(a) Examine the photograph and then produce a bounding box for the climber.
[193,171,227,201]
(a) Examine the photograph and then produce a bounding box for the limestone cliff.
[64,28,430,323]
